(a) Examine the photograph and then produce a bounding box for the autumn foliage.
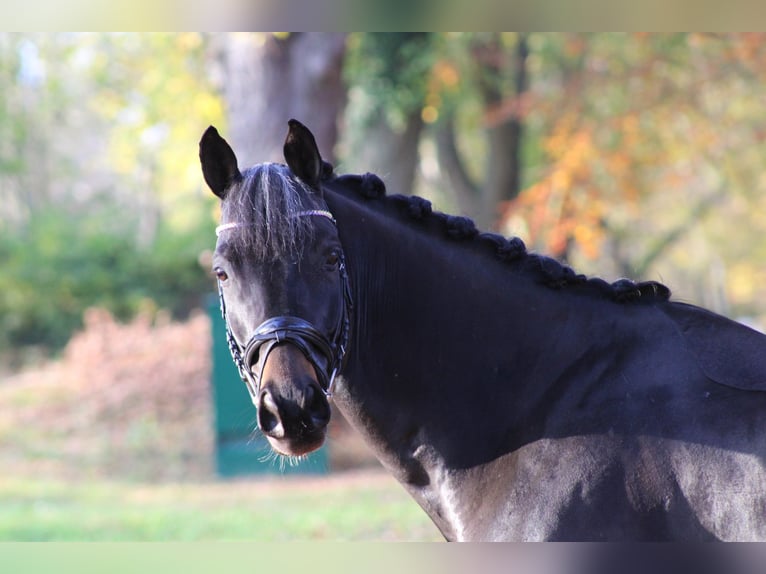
[491,34,766,319]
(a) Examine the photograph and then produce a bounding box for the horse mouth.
[265,428,327,457]
[256,384,331,457]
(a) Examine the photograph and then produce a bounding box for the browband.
[215,210,336,237]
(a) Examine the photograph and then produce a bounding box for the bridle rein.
[215,209,352,402]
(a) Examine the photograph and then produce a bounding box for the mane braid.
[221,163,318,261]
[355,186,670,305]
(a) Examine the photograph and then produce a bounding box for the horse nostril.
[257,389,284,438]
[305,384,331,429]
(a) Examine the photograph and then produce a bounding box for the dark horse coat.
[200,120,766,541]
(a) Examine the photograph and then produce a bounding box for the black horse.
[199,119,766,541]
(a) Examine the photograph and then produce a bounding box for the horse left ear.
[284,119,324,189]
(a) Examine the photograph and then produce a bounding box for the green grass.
[0,473,442,541]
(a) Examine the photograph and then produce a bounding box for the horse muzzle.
[243,316,335,455]
[254,342,331,456]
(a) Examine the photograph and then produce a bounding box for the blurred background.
[2,32,766,541]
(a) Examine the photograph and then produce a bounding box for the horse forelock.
[220,163,319,261]
[334,174,670,305]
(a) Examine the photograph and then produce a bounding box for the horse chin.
[265,429,327,457]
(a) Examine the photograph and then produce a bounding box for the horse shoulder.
[657,302,766,392]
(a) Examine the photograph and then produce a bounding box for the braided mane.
[331,172,671,305]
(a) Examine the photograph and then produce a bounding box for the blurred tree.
[500,33,766,314]
[342,33,434,198]
[343,33,532,230]
[84,33,225,241]
[4,32,766,361]
[433,33,530,228]
[0,35,27,219]
[0,33,224,360]
[212,33,347,167]
[0,33,224,238]
[0,34,69,224]
[344,32,766,317]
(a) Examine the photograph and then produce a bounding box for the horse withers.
[199,119,766,541]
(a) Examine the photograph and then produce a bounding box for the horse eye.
[214,267,229,282]
[325,251,340,268]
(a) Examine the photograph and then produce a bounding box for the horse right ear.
[199,126,241,200]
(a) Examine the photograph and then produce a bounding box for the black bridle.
[216,210,352,401]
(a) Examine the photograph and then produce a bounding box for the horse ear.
[199,126,241,200]
[284,119,323,188]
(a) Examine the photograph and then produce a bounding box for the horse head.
[199,120,349,457]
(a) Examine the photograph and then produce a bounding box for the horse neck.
[325,191,595,446]
[332,195,499,365]
[329,193,580,366]
[322,191,654,540]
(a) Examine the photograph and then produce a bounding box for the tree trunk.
[435,34,529,230]
[476,33,529,229]
[339,33,433,197]
[434,113,481,220]
[345,108,425,197]
[218,33,347,167]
